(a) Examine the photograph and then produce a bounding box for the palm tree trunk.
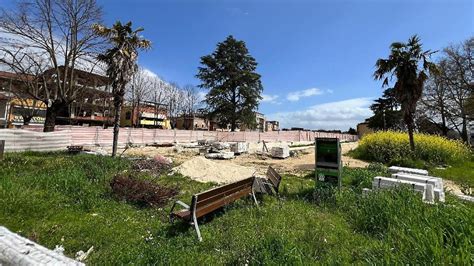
[408,124,415,152]
[112,93,123,157]
[404,107,416,152]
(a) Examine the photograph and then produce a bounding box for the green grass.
[429,157,474,189]
[0,152,472,264]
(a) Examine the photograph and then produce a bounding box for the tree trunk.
[408,124,415,152]
[404,107,416,152]
[43,100,63,132]
[22,116,32,126]
[461,115,469,144]
[440,106,448,136]
[231,88,237,132]
[112,93,123,157]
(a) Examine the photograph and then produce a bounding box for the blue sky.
[3,0,473,130]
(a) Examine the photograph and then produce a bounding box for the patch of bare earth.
[86,141,368,179]
[231,141,369,176]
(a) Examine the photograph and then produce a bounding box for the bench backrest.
[191,177,255,218]
[266,166,282,192]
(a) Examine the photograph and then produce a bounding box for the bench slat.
[195,187,253,218]
[266,166,282,192]
[196,181,254,208]
[195,177,254,200]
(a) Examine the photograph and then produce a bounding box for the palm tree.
[374,35,437,151]
[93,21,151,157]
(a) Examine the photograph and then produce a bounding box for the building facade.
[265,120,280,131]
[121,101,170,129]
[0,68,114,128]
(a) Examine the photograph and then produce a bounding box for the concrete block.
[271,146,290,159]
[0,226,84,265]
[212,142,230,150]
[388,166,428,176]
[434,188,445,202]
[391,173,443,190]
[230,142,249,154]
[205,151,235,159]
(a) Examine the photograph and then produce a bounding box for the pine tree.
[196,35,263,131]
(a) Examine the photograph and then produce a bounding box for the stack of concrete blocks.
[230,142,249,154]
[371,166,445,203]
[271,146,290,159]
[388,166,445,202]
[0,226,84,265]
[373,176,435,203]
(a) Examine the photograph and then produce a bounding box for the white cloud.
[261,94,280,104]
[267,97,373,130]
[286,88,323,101]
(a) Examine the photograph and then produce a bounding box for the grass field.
[429,157,474,188]
[0,152,472,264]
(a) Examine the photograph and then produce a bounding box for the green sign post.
[315,137,341,189]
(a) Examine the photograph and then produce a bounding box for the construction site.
[0,0,473,264]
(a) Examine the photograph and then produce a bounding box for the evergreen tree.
[196,35,263,131]
[367,87,403,130]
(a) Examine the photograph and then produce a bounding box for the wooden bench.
[262,166,282,194]
[169,176,258,241]
[67,145,83,154]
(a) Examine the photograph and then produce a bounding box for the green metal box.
[315,137,341,188]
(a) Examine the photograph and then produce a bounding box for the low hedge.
[353,131,470,165]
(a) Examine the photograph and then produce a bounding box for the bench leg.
[251,189,259,207]
[192,216,202,242]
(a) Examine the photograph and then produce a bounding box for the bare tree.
[438,38,473,143]
[0,0,104,132]
[166,82,182,128]
[127,67,152,127]
[419,75,450,136]
[182,84,200,116]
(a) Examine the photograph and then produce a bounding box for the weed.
[110,174,178,207]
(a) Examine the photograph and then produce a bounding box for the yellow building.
[357,122,374,139]
[121,101,170,129]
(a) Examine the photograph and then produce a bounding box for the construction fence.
[0,126,358,152]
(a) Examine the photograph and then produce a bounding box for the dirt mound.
[173,156,256,184]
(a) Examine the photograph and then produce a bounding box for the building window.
[125,111,131,120]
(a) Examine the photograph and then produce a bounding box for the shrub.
[110,174,178,207]
[354,131,470,165]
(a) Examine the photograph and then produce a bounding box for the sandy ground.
[172,156,256,184]
[86,142,468,196]
[231,141,368,175]
[91,141,368,176]
[443,180,465,196]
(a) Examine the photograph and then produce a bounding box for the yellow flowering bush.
[356,131,470,164]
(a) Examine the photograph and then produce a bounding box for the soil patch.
[172,156,256,184]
